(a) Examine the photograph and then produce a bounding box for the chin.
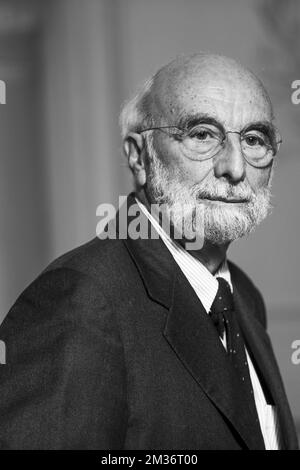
[199,204,261,245]
[203,228,251,246]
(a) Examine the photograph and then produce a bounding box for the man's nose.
[213,133,246,183]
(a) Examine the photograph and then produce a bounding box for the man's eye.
[243,134,266,147]
[190,129,214,141]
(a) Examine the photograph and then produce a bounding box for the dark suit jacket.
[0,193,298,449]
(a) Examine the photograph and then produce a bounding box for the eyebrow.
[242,121,277,138]
[177,113,225,132]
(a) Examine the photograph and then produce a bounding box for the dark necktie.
[210,277,264,447]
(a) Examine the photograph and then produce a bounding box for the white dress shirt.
[136,198,280,450]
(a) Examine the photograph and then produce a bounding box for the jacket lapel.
[122,194,175,310]
[231,273,299,450]
[163,265,265,449]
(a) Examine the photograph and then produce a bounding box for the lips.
[202,196,250,203]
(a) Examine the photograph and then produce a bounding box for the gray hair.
[119,75,156,140]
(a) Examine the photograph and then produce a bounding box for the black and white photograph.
[0,0,299,453]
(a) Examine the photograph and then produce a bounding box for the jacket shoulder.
[44,236,129,278]
[1,237,132,332]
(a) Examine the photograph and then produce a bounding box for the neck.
[136,187,153,211]
[135,188,230,275]
[187,241,230,275]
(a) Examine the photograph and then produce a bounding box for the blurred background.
[0,0,299,440]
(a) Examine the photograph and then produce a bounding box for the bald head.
[148,53,274,127]
[120,53,274,142]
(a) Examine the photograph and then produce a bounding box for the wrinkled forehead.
[152,72,274,129]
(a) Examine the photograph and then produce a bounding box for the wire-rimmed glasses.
[140,122,282,168]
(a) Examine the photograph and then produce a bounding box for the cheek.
[155,135,214,184]
[245,165,272,191]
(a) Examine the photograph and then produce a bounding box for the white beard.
[144,135,272,245]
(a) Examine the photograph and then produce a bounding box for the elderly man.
[0,54,298,450]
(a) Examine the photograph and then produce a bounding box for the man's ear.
[123,132,147,187]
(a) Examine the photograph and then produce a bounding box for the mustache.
[191,180,256,202]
